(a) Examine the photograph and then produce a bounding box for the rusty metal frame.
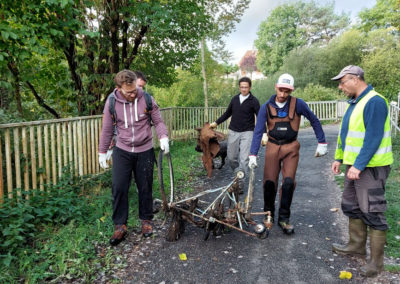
[158,151,269,239]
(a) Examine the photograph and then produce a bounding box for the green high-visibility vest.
[335,90,393,166]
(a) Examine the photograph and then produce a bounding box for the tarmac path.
[105,124,399,284]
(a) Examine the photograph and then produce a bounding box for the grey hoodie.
[99,88,168,153]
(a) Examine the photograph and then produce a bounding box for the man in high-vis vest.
[331,65,393,277]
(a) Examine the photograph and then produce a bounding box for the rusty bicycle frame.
[157,151,272,241]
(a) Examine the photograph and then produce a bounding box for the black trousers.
[111,147,155,225]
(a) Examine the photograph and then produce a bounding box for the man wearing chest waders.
[248,73,328,235]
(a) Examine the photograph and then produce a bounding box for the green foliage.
[269,27,399,102]
[359,0,400,32]
[221,62,239,78]
[2,0,238,119]
[255,1,349,75]
[149,47,239,108]
[361,29,400,101]
[293,84,341,102]
[276,29,366,90]
[150,69,204,107]
[251,78,276,103]
[255,3,306,75]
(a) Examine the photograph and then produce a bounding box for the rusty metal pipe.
[174,207,257,237]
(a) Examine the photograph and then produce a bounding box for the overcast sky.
[223,0,377,64]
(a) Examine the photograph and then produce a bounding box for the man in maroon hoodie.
[99,70,169,245]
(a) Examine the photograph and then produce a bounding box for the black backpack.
[107,89,153,149]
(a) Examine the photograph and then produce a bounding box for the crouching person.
[98,70,169,245]
[331,65,393,277]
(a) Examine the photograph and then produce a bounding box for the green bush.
[0,170,112,268]
[293,83,341,102]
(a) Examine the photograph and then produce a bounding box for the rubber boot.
[263,180,277,220]
[360,229,386,277]
[278,178,295,235]
[332,218,367,256]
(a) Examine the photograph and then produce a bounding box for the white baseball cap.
[276,73,294,90]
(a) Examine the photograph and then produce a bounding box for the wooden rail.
[0,102,399,203]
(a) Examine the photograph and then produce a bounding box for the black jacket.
[216,92,260,132]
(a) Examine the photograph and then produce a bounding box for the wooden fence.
[0,101,399,203]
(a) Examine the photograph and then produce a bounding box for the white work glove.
[99,153,109,169]
[105,149,113,161]
[210,122,217,129]
[261,133,268,146]
[315,143,328,157]
[248,155,258,168]
[160,137,169,154]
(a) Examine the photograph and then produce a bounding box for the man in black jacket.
[211,77,260,176]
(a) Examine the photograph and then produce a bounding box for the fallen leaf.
[330,208,339,212]
[179,253,187,261]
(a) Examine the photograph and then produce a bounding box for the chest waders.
[263,97,301,234]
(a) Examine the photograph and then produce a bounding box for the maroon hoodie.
[99,88,168,153]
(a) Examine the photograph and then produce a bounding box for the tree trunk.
[201,38,209,122]
[64,35,85,115]
[125,25,148,69]
[7,61,23,116]
[121,20,129,66]
[108,0,120,74]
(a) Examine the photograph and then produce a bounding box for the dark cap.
[331,65,364,81]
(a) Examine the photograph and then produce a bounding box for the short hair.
[134,70,147,82]
[114,70,137,87]
[239,76,252,87]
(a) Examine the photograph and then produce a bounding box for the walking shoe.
[109,224,127,246]
[279,221,294,235]
[142,220,153,238]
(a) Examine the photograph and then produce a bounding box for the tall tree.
[359,0,400,32]
[199,0,250,121]
[1,0,215,118]
[255,1,349,75]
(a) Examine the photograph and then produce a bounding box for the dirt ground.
[96,124,400,284]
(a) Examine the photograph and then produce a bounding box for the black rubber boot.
[263,180,277,221]
[278,177,295,235]
[332,218,367,256]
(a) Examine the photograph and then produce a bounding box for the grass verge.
[0,140,203,283]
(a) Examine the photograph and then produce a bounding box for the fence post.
[398,92,400,107]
